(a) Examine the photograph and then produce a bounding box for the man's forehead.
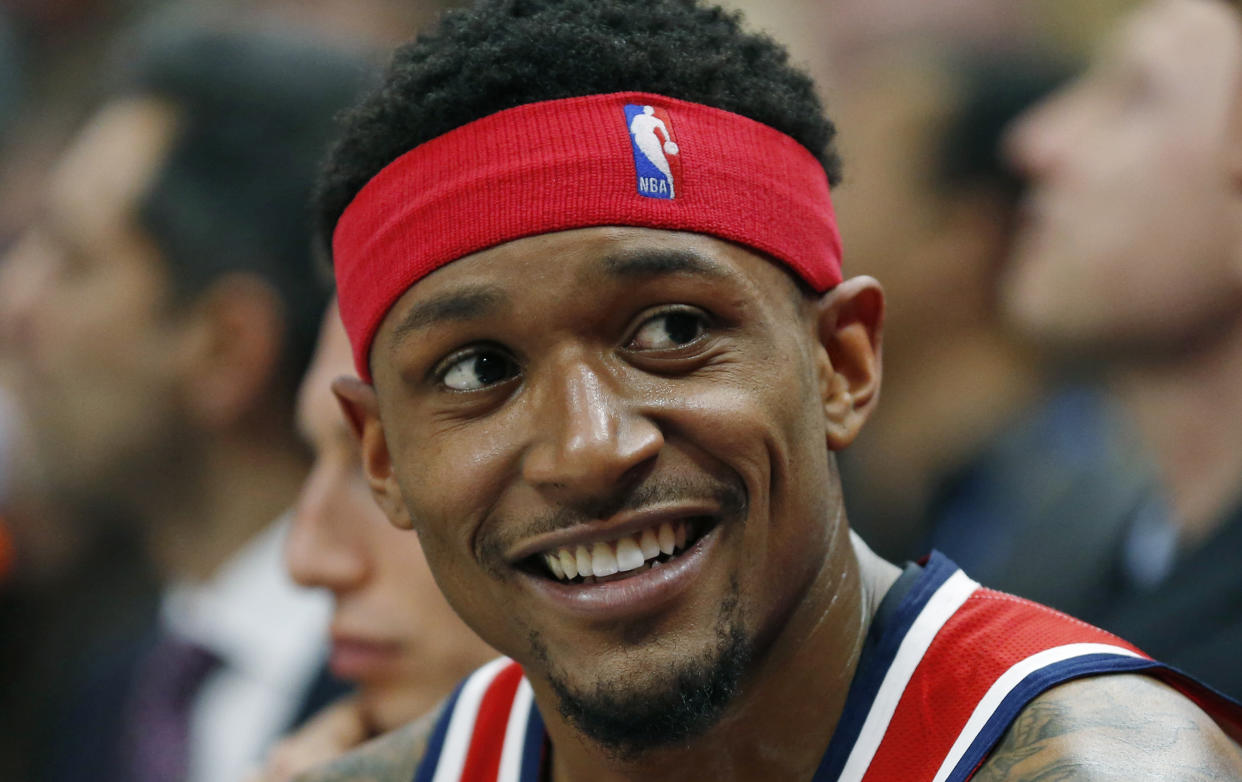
[49,97,179,224]
[1113,0,1239,71]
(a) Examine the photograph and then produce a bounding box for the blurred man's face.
[288,304,492,731]
[0,97,190,504]
[1004,0,1242,354]
[353,226,873,754]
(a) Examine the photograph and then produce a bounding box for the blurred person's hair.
[117,26,375,397]
[936,53,1070,201]
[314,0,842,259]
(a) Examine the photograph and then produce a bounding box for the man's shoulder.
[974,673,1242,781]
[293,705,439,782]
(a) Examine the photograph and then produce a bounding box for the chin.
[532,581,753,760]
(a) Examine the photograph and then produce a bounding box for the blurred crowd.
[0,0,1239,780]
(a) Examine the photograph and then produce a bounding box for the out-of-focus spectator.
[1002,0,1242,699]
[249,302,496,782]
[828,50,1067,560]
[0,24,376,782]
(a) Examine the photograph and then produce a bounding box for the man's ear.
[178,274,282,428]
[814,275,884,451]
[331,376,414,530]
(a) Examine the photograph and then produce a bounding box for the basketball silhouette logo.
[624,104,682,199]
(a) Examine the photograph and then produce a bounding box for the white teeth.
[543,519,703,581]
[658,522,676,556]
[639,527,661,559]
[591,541,619,577]
[615,537,645,572]
[559,549,578,579]
[545,553,565,580]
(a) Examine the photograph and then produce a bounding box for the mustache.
[493,474,748,555]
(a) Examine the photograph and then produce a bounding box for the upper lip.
[504,500,722,564]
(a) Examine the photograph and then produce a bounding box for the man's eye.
[440,349,519,391]
[629,309,708,351]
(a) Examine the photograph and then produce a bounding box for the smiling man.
[301,1,1242,780]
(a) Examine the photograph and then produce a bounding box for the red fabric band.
[333,91,843,381]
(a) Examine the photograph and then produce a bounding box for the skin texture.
[334,225,892,781]
[974,675,1242,781]
[1002,0,1242,357]
[252,304,495,781]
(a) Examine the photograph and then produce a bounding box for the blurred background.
[4,0,1240,780]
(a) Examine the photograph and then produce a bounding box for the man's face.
[1003,0,1242,354]
[359,226,863,751]
[0,97,188,504]
[288,304,492,731]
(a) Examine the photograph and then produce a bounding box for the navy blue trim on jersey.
[518,702,547,782]
[943,654,1161,782]
[413,677,469,782]
[813,552,957,782]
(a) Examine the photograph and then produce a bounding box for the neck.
[543,517,900,782]
[145,431,308,583]
[1107,317,1242,546]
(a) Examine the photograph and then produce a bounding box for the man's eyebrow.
[388,286,506,349]
[598,248,731,281]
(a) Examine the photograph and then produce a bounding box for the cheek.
[392,417,514,547]
[385,425,519,642]
[669,344,831,531]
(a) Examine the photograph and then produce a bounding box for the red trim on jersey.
[861,588,1147,781]
[459,662,525,782]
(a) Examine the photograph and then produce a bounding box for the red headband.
[333,91,843,381]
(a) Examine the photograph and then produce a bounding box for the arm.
[974,673,1242,781]
[292,704,440,782]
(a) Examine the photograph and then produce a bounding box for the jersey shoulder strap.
[818,552,1179,782]
[413,657,544,782]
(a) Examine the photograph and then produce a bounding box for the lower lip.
[329,639,402,680]
[517,523,722,622]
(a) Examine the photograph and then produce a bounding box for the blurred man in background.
[0,25,372,782]
[1003,0,1242,699]
[831,50,1066,562]
[250,302,495,781]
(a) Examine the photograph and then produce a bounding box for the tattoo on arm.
[972,675,1242,782]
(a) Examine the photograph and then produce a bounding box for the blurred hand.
[247,695,371,782]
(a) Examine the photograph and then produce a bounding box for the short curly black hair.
[314,0,841,255]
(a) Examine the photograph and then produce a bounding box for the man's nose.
[1005,90,1080,184]
[521,359,662,503]
[285,465,369,592]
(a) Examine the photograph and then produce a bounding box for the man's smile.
[511,519,725,621]
[535,515,706,584]
[506,500,722,579]
[498,489,742,621]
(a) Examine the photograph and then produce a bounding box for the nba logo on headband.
[625,104,681,199]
